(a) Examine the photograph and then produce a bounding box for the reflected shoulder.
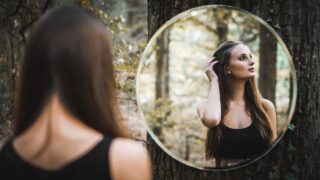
[262,98,277,140]
[262,99,276,119]
[262,99,275,111]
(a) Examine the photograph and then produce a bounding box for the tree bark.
[147,0,320,179]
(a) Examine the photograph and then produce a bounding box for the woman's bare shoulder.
[109,138,151,180]
[262,99,277,140]
[262,99,275,111]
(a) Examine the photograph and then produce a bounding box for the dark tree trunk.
[147,0,320,179]
[154,29,170,140]
[259,26,277,105]
[216,10,229,43]
[155,30,170,100]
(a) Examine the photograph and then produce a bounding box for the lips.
[249,68,254,72]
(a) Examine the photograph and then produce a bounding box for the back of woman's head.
[14,6,127,137]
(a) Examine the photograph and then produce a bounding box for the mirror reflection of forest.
[138,7,292,168]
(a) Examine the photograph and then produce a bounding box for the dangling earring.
[227,70,231,75]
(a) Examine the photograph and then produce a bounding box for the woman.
[197,41,277,164]
[0,6,151,180]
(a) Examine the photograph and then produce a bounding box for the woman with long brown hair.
[0,6,151,179]
[197,41,277,165]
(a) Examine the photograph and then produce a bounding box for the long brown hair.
[13,6,128,139]
[205,41,273,160]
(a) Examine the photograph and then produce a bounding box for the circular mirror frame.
[136,4,297,171]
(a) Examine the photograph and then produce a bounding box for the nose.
[249,57,255,66]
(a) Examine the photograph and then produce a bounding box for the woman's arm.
[196,61,221,128]
[263,99,277,142]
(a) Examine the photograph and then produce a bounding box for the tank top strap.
[76,136,114,180]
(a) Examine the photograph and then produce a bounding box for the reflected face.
[227,44,255,80]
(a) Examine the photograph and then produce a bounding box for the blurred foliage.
[79,0,147,100]
[142,97,175,141]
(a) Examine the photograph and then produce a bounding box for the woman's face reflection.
[227,44,255,80]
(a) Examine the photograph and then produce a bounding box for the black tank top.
[0,137,113,180]
[215,123,270,159]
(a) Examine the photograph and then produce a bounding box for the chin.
[248,72,255,78]
[233,73,255,80]
[243,74,255,80]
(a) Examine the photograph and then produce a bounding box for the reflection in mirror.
[137,5,296,170]
[197,40,277,167]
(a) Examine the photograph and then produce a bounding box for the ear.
[226,66,231,74]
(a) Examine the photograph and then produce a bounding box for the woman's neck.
[14,94,102,157]
[228,79,246,104]
[24,95,97,140]
[12,94,103,170]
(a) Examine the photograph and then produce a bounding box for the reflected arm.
[197,79,221,128]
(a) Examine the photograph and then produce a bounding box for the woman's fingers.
[205,58,220,81]
[205,60,219,81]
[209,61,219,69]
[208,57,216,63]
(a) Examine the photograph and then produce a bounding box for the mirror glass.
[136,5,297,170]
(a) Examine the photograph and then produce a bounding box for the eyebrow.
[238,53,252,57]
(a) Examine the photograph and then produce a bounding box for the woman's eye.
[239,56,246,60]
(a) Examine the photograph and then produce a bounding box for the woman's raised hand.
[205,59,219,82]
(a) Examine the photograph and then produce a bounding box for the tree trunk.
[155,30,170,100]
[259,26,277,105]
[154,29,170,141]
[216,10,229,43]
[147,0,320,179]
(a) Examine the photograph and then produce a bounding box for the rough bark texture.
[147,0,320,179]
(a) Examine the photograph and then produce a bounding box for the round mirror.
[136,5,297,170]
